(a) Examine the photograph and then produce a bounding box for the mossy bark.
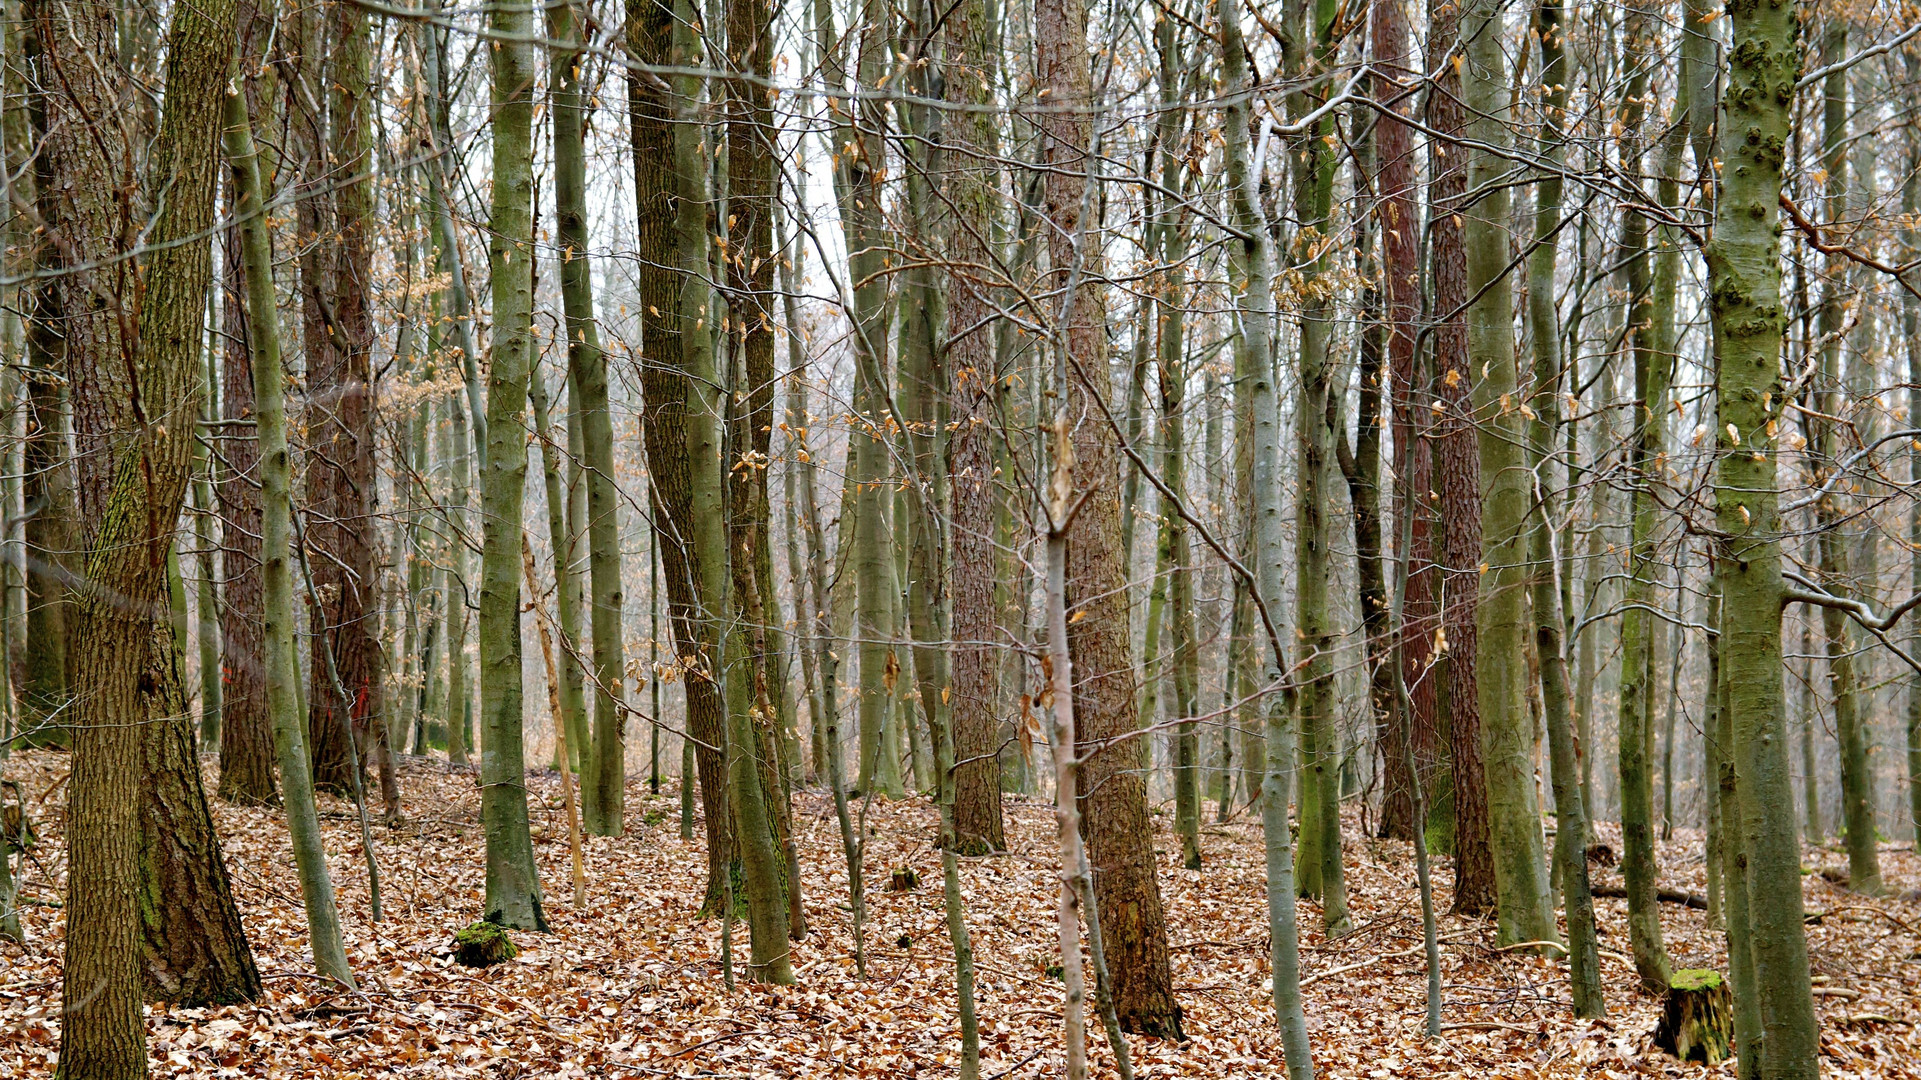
[1462,0,1557,950]
[1707,0,1820,1067]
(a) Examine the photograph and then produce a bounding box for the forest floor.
[1,749,1919,1077]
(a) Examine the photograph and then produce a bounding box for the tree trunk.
[215,93,278,804]
[1459,0,1557,952]
[1812,24,1881,897]
[1426,0,1493,908]
[194,346,223,750]
[629,0,736,909]
[139,618,261,1005]
[1371,0,1431,844]
[1708,0,1821,1065]
[1221,0,1310,1069]
[1037,0,1181,1036]
[44,0,238,1068]
[477,0,547,932]
[670,2,791,980]
[223,73,356,991]
[1524,0,1599,1011]
[940,0,1007,848]
[1281,0,1349,935]
[550,0,626,837]
[17,6,69,741]
[1614,0,1675,987]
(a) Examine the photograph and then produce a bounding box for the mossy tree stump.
[1653,969,1732,1064]
[452,921,519,968]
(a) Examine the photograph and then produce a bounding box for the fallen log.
[1590,882,1709,910]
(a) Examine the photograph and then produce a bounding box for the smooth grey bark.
[1221,0,1310,1069]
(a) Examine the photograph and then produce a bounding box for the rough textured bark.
[477,0,547,933]
[300,1,388,810]
[1707,0,1820,1065]
[1426,0,1492,907]
[629,0,735,909]
[1371,0,1431,843]
[42,0,238,1068]
[139,618,260,1005]
[941,0,1007,852]
[1037,0,1180,1036]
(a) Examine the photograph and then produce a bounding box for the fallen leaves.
[3,749,1921,1077]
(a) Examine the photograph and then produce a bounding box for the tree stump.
[452,921,519,968]
[1653,969,1733,1064]
[887,866,920,892]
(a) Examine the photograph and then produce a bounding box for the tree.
[224,65,356,992]
[1707,0,1821,1065]
[215,10,279,806]
[1425,0,1495,912]
[549,0,626,839]
[476,0,547,933]
[1038,0,1181,1035]
[941,0,1009,855]
[629,0,736,911]
[40,0,238,1069]
[1281,0,1348,934]
[1461,0,1557,951]
[1221,0,1309,1068]
[1371,0,1435,845]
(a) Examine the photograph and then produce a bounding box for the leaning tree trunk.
[477,0,547,933]
[223,72,357,992]
[1038,0,1181,1036]
[43,0,240,1069]
[1707,0,1820,1067]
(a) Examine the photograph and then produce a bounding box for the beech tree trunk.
[1707,0,1820,1065]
